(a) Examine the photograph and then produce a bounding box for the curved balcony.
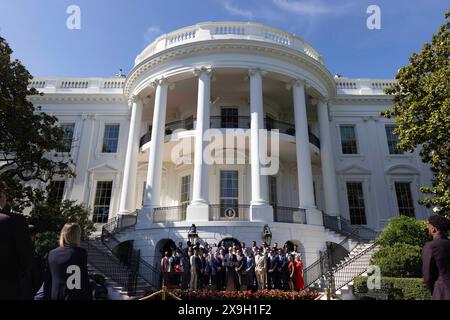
[135,22,324,66]
[139,116,321,149]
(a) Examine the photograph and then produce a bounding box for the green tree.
[383,12,450,216]
[377,216,428,248]
[28,199,95,241]
[0,36,74,210]
[371,243,423,278]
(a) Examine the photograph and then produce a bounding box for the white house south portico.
[29,22,433,269]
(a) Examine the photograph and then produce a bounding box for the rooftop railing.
[135,22,324,65]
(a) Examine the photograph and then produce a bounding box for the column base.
[250,204,274,222]
[306,208,324,226]
[186,203,210,222]
[117,211,138,229]
[136,206,156,229]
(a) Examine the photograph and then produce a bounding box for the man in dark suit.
[277,248,288,290]
[422,215,450,300]
[223,247,237,291]
[0,181,33,300]
[267,250,278,290]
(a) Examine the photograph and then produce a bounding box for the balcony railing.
[273,206,306,224]
[209,204,250,221]
[153,204,188,223]
[139,116,321,149]
[135,22,324,66]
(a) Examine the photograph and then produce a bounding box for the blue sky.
[0,0,448,79]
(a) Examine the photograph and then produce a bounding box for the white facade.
[28,22,433,267]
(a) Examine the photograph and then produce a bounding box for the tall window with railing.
[385,125,404,155]
[220,171,239,218]
[58,123,75,153]
[346,182,367,225]
[395,182,415,217]
[102,124,120,153]
[340,125,358,154]
[93,181,113,223]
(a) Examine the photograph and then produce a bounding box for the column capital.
[149,77,169,88]
[193,66,212,77]
[248,68,267,77]
[127,94,139,108]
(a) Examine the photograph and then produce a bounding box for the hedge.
[353,276,431,300]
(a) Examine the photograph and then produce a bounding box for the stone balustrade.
[27,77,125,93]
[335,78,396,94]
[135,21,324,65]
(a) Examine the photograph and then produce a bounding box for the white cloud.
[272,0,353,16]
[217,0,254,19]
[144,26,163,42]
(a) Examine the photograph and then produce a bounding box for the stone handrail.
[135,21,324,65]
[27,77,126,92]
[335,78,396,94]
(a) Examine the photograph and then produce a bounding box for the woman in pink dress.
[294,255,304,291]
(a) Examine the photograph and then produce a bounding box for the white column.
[143,79,168,211]
[317,99,340,216]
[187,68,211,221]
[119,96,143,215]
[293,80,315,209]
[249,69,272,222]
[249,69,268,206]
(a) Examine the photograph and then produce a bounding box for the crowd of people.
[1,179,450,300]
[160,240,305,292]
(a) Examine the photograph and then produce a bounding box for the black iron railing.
[322,212,379,242]
[139,116,321,149]
[303,230,357,289]
[84,241,137,295]
[209,204,250,221]
[273,206,306,224]
[153,204,188,223]
[210,116,251,129]
[100,215,160,295]
[332,243,379,292]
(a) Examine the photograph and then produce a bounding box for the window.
[49,180,65,202]
[93,181,113,223]
[180,175,191,203]
[340,125,358,154]
[346,182,367,225]
[220,171,239,217]
[268,176,277,206]
[221,108,238,128]
[59,124,75,153]
[385,125,403,155]
[395,182,415,217]
[102,124,120,153]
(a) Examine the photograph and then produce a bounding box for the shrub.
[28,200,95,240]
[377,216,429,248]
[371,243,422,277]
[353,276,431,300]
[34,231,59,257]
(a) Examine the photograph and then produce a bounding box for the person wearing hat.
[422,215,450,300]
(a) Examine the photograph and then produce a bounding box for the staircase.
[304,212,380,299]
[81,239,153,299]
[81,214,160,299]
